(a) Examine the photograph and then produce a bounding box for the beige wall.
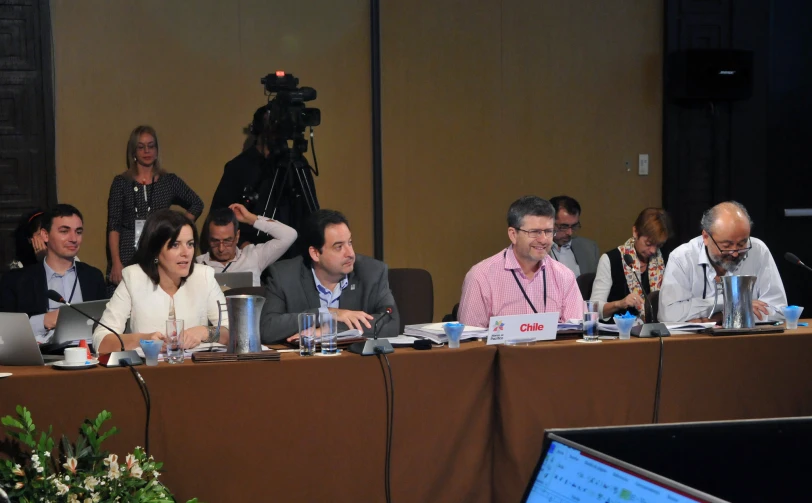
[381,0,663,319]
[51,0,372,270]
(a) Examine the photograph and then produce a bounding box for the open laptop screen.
[523,436,725,503]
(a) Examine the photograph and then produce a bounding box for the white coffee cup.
[64,347,88,364]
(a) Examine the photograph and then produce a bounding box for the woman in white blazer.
[93,209,229,353]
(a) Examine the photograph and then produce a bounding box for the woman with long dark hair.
[93,209,228,354]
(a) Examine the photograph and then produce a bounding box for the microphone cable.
[121,361,152,455]
[375,350,395,503]
[49,292,153,455]
[653,333,664,424]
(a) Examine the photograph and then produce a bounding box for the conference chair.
[646,290,660,322]
[224,286,265,297]
[576,272,596,300]
[388,268,434,333]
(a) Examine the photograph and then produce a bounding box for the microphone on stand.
[348,307,395,356]
[785,252,812,273]
[46,290,142,367]
[621,255,670,338]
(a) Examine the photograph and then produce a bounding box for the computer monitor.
[522,433,727,503]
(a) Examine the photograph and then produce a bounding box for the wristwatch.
[205,326,220,344]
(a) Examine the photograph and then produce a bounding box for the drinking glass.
[166,319,185,364]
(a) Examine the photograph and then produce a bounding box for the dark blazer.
[0,261,107,316]
[260,255,400,344]
[570,236,601,276]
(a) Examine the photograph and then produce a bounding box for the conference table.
[2,324,811,502]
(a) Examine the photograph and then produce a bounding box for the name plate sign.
[486,312,559,345]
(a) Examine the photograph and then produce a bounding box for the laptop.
[215,272,254,290]
[522,433,726,503]
[0,313,45,366]
[52,299,109,345]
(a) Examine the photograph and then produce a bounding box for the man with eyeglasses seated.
[548,195,600,278]
[459,196,584,328]
[659,201,787,323]
[195,204,297,287]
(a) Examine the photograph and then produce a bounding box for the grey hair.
[700,201,753,233]
[507,196,555,228]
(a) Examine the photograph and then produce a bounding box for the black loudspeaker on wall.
[668,49,754,101]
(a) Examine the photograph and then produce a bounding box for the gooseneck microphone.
[373,307,394,340]
[785,252,812,273]
[47,290,152,454]
[623,254,655,320]
[47,290,131,356]
[348,307,395,356]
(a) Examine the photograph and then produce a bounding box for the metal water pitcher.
[225,295,265,353]
[710,275,757,329]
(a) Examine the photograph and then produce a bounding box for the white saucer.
[576,339,602,344]
[53,359,99,370]
[0,372,12,379]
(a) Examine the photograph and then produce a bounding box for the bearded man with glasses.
[548,196,601,278]
[659,201,787,323]
[196,204,297,287]
[458,196,584,328]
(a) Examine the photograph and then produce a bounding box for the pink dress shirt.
[458,245,584,328]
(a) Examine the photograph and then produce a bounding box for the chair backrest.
[224,286,266,297]
[646,290,660,322]
[576,272,596,300]
[388,268,434,333]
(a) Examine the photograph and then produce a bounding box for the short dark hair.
[41,204,83,233]
[131,209,198,284]
[199,208,238,254]
[549,195,582,217]
[507,196,555,229]
[300,209,350,266]
[207,208,238,232]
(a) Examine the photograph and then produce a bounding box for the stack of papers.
[597,322,716,333]
[557,319,583,331]
[135,342,272,361]
[403,323,488,344]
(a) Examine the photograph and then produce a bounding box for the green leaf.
[1,416,24,430]
[61,435,74,458]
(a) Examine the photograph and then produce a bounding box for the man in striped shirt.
[459,196,584,328]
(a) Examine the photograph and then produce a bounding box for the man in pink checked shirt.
[458,196,584,328]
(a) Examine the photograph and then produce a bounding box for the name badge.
[134,219,146,249]
[486,312,559,345]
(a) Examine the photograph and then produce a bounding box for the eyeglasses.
[209,237,236,248]
[554,222,582,233]
[708,233,752,255]
[516,228,555,239]
[136,143,157,152]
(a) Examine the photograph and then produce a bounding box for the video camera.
[259,71,321,143]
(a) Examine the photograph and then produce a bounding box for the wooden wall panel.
[382,0,664,319]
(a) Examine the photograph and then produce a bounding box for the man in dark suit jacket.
[260,209,399,344]
[549,195,601,277]
[0,204,107,344]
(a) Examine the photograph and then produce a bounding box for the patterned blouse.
[106,173,204,284]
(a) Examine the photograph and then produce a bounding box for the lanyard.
[67,272,79,303]
[203,261,234,272]
[132,176,156,218]
[505,250,547,313]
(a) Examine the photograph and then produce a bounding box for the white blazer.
[92,264,229,350]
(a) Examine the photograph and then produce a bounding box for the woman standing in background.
[106,125,204,294]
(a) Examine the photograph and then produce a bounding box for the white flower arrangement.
[0,406,200,502]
